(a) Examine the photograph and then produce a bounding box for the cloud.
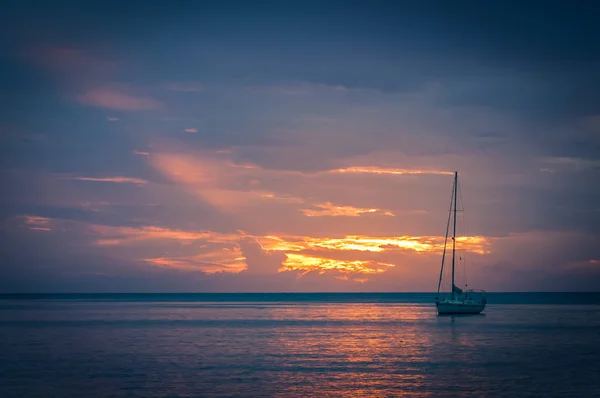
[148,151,289,213]
[3,2,600,293]
[184,128,198,133]
[238,237,286,275]
[60,176,149,185]
[282,253,393,275]
[76,89,162,110]
[77,201,110,213]
[21,215,52,231]
[147,148,460,216]
[300,202,394,217]
[12,212,600,291]
[329,167,454,176]
[144,247,246,274]
[17,215,489,278]
[257,234,490,255]
[91,225,242,246]
[107,117,119,121]
[541,156,600,172]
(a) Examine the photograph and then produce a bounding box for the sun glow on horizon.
[19,212,490,276]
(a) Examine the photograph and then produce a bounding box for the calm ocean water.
[1,293,599,397]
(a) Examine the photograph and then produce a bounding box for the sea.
[1,293,599,397]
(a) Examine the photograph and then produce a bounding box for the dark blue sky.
[1,1,599,292]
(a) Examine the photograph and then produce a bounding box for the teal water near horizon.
[2,292,600,304]
[1,293,599,397]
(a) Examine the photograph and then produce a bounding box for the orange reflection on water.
[265,303,436,397]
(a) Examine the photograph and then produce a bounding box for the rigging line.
[463,248,467,288]
[437,177,455,295]
[451,172,458,300]
[457,177,468,288]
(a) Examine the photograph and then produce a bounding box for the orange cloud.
[257,234,490,255]
[88,223,490,275]
[144,247,246,273]
[282,253,393,274]
[132,150,150,156]
[147,149,452,215]
[263,234,489,277]
[328,166,454,176]
[149,152,303,212]
[301,202,394,217]
[91,225,248,273]
[184,128,198,133]
[76,89,162,110]
[91,225,243,246]
[18,215,493,277]
[62,176,148,185]
[259,193,303,203]
[22,215,52,231]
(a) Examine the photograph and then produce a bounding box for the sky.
[1,0,599,292]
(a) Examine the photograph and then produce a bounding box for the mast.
[451,171,458,300]
[436,175,454,296]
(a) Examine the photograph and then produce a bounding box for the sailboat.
[435,171,487,315]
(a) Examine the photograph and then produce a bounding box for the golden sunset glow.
[257,234,490,254]
[91,222,491,273]
[5,3,598,298]
[282,253,394,274]
[20,215,492,275]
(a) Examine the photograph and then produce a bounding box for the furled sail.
[452,284,463,295]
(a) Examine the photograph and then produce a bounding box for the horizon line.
[1,291,598,295]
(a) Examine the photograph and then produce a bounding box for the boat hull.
[436,300,485,315]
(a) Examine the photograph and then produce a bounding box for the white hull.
[436,299,485,315]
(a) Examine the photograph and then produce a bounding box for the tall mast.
[436,175,454,296]
[451,171,458,300]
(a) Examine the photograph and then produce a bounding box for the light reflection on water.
[1,301,599,397]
